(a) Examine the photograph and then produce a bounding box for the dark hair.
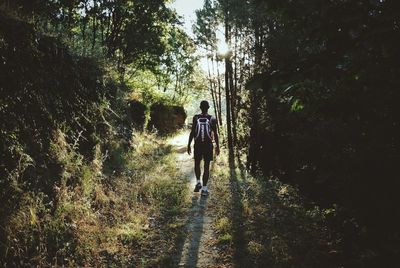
[200,100,209,110]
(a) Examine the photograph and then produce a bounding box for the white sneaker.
[201,189,209,196]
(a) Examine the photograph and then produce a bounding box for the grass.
[1,130,189,267]
[2,128,339,267]
[209,150,339,268]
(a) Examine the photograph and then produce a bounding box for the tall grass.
[2,130,189,267]
[210,152,338,267]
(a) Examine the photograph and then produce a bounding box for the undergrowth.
[210,152,339,268]
[2,130,188,267]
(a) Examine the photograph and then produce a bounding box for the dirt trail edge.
[168,131,219,268]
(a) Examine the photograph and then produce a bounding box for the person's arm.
[212,117,220,155]
[187,116,196,155]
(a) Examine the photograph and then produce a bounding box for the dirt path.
[168,131,219,268]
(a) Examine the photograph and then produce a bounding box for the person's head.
[200,100,210,113]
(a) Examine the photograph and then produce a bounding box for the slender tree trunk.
[174,68,179,92]
[81,20,87,54]
[67,5,74,42]
[211,54,222,126]
[81,0,89,55]
[105,10,111,46]
[230,27,239,146]
[228,57,237,147]
[234,28,238,94]
[92,0,97,51]
[254,23,262,72]
[247,88,259,174]
[225,20,233,152]
[248,23,263,172]
[210,87,219,127]
[100,14,105,53]
[216,58,223,126]
[207,54,219,127]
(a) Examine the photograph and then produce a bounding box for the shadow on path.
[228,149,251,266]
[169,131,216,267]
[173,193,214,267]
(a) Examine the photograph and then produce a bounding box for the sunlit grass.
[210,149,335,267]
[3,130,189,267]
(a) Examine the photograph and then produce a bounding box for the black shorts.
[194,142,213,161]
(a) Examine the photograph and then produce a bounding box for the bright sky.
[169,0,226,73]
[169,0,226,116]
[169,0,204,37]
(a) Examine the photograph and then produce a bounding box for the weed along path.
[168,131,219,268]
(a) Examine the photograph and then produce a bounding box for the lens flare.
[217,39,230,56]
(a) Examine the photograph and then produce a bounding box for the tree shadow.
[228,149,251,266]
[173,194,208,267]
[229,151,335,267]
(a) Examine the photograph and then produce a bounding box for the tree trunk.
[248,22,263,172]
[231,27,239,146]
[207,56,219,126]
[224,20,233,153]
[228,56,237,147]
[211,54,222,126]
[216,58,223,126]
[92,0,97,51]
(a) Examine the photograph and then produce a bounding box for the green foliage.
[206,0,400,265]
[247,0,400,215]
[211,154,336,267]
[2,0,202,104]
[1,129,189,266]
[193,0,219,49]
[148,103,187,135]
[0,12,106,202]
[290,99,304,112]
[0,8,191,266]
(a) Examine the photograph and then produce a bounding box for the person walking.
[187,100,220,196]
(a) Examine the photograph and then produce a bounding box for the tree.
[196,0,400,265]
[194,0,223,127]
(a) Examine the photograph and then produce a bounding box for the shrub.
[148,103,186,135]
[126,99,147,131]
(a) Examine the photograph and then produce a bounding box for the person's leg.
[202,160,210,186]
[194,158,201,182]
[194,158,203,192]
[202,143,213,188]
[194,143,204,192]
[194,143,202,182]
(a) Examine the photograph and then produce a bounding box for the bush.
[148,103,186,135]
[126,99,147,131]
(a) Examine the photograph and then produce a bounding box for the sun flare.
[217,39,230,56]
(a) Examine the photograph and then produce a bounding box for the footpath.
[168,132,219,267]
